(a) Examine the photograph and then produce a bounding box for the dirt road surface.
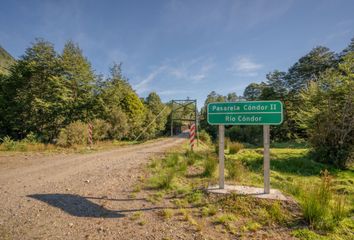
[0,137,191,240]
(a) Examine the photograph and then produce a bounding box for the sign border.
[207,100,284,125]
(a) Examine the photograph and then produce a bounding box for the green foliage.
[148,168,176,189]
[145,92,169,136]
[300,170,348,230]
[184,150,203,166]
[0,39,168,143]
[60,41,95,123]
[199,91,226,140]
[0,45,15,75]
[159,209,174,219]
[213,213,237,225]
[198,129,212,145]
[295,53,354,168]
[186,190,204,206]
[0,136,18,151]
[237,41,354,144]
[287,46,336,94]
[4,39,69,141]
[228,142,244,154]
[201,205,218,217]
[106,107,129,140]
[225,157,245,180]
[57,121,88,147]
[22,132,38,143]
[226,125,262,146]
[202,155,217,177]
[91,119,110,141]
[147,154,187,189]
[243,83,266,100]
[291,229,326,240]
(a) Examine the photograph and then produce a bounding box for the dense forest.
[200,38,354,168]
[0,39,170,145]
[0,38,353,168]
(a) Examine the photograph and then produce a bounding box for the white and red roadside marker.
[88,123,93,146]
[189,123,196,151]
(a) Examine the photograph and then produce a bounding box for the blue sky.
[1,0,353,107]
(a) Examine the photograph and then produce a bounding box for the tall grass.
[228,142,244,154]
[0,135,52,152]
[184,150,203,166]
[300,170,347,230]
[147,153,187,189]
[225,157,245,180]
[202,155,217,177]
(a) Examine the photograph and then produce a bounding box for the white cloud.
[166,57,214,83]
[228,56,263,76]
[134,57,214,95]
[158,90,194,96]
[134,65,166,94]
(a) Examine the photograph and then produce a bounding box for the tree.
[286,46,336,94]
[295,52,354,168]
[243,83,265,100]
[145,92,168,134]
[199,91,226,140]
[2,39,69,141]
[60,41,96,123]
[99,63,146,139]
[226,92,238,102]
[340,37,354,57]
[265,70,288,98]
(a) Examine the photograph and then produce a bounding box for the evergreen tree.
[3,39,69,141]
[295,52,354,168]
[286,46,336,94]
[145,92,168,134]
[243,83,265,100]
[60,41,96,123]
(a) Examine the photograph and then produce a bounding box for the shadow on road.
[28,193,195,217]
[27,194,125,218]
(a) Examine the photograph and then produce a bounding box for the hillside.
[0,45,15,74]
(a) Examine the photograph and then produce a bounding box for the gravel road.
[0,137,190,240]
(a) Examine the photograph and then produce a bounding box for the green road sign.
[207,101,283,125]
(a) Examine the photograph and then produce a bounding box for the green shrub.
[228,142,244,154]
[0,136,28,151]
[299,170,347,230]
[159,209,174,219]
[107,107,129,140]
[0,136,17,150]
[22,132,38,143]
[57,121,88,147]
[184,150,203,166]
[291,229,326,240]
[148,153,188,189]
[203,155,217,177]
[268,202,285,223]
[199,129,212,145]
[294,57,354,169]
[92,119,110,141]
[201,205,218,217]
[213,213,237,225]
[225,157,245,180]
[186,190,204,206]
[165,153,187,174]
[224,137,230,150]
[148,168,176,189]
[226,125,262,145]
[214,144,219,154]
